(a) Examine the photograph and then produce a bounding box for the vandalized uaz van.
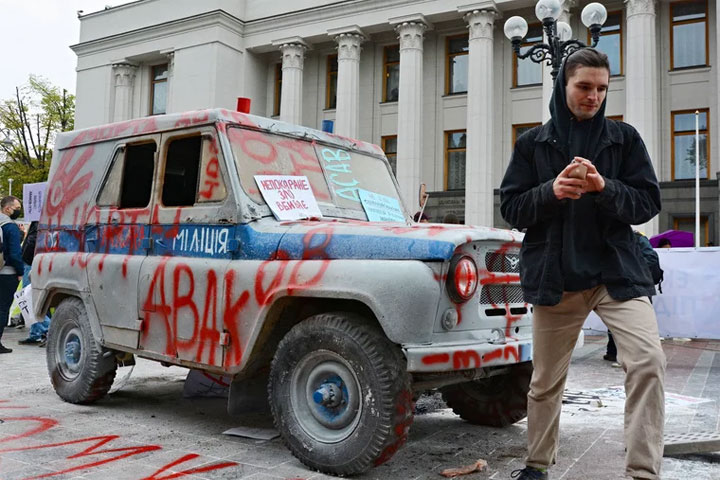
[34,109,533,476]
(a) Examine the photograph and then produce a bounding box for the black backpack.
[635,232,664,293]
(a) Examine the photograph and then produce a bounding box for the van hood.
[275,219,524,261]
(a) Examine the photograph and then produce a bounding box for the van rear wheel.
[268,313,413,476]
[441,362,533,427]
[47,297,117,404]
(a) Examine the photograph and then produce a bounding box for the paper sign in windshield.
[255,175,322,221]
[358,189,406,222]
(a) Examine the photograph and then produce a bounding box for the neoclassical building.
[72,0,719,241]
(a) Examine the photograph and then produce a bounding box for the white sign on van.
[254,175,323,221]
[23,182,47,222]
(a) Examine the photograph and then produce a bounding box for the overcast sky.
[1,0,131,100]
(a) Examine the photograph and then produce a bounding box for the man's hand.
[553,162,588,200]
[574,157,605,193]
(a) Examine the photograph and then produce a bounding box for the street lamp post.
[8,179,13,196]
[504,0,608,82]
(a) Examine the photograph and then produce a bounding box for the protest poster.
[23,182,47,222]
[254,175,323,221]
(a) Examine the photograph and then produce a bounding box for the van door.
[138,127,236,368]
[86,135,159,349]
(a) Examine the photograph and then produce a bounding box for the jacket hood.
[276,219,524,261]
[0,213,11,224]
[548,51,607,160]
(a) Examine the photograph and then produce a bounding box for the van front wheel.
[268,313,413,476]
[46,297,117,404]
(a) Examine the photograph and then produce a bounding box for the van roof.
[55,109,385,157]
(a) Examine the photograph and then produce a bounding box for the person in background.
[0,196,24,354]
[413,212,430,223]
[658,238,672,248]
[442,212,460,224]
[18,221,50,346]
[21,221,37,287]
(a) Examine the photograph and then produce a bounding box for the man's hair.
[0,196,19,209]
[564,48,610,81]
[658,238,672,248]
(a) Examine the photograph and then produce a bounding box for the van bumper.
[403,340,532,373]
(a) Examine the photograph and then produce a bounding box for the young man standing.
[0,196,24,354]
[500,49,665,480]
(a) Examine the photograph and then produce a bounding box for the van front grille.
[480,284,524,306]
[484,252,520,274]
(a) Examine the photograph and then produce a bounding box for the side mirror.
[419,183,428,209]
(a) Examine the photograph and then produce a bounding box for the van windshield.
[228,126,406,219]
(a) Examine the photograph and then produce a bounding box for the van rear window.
[228,127,402,217]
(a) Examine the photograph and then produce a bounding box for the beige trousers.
[526,285,666,479]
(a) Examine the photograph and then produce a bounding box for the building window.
[382,135,397,175]
[150,64,168,115]
[514,24,543,87]
[446,35,469,95]
[445,130,467,190]
[672,109,709,180]
[273,64,282,116]
[671,0,708,69]
[512,123,541,147]
[383,45,400,102]
[590,11,622,75]
[674,216,708,246]
[326,54,338,109]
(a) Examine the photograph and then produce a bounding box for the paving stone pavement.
[1,327,720,480]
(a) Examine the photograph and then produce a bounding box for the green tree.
[0,75,75,204]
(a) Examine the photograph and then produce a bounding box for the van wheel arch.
[236,296,381,379]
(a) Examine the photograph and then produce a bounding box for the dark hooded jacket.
[499,58,661,306]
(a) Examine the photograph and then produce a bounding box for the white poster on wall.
[583,247,720,339]
[22,182,47,222]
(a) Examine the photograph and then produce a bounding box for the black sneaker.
[511,467,548,479]
[603,354,617,362]
[19,338,40,345]
[0,344,12,354]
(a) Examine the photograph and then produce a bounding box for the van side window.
[97,142,156,208]
[162,136,201,207]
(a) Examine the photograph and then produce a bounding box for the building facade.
[72,0,720,242]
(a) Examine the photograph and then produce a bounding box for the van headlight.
[446,255,478,303]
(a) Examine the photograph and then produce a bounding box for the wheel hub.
[290,352,362,443]
[65,337,81,366]
[55,325,85,380]
[313,381,343,407]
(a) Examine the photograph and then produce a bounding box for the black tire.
[441,362,533,427]
[46,297,117,404]
[268,312,413,476]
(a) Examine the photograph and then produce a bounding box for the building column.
[542,0,575,122]
[625,0,659,235]
[273,38,308,125]
[112,63,137,122]
[330,27,365,138]
[163,51,175,114]
[390,15,428,211]
[463,8,497,226]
